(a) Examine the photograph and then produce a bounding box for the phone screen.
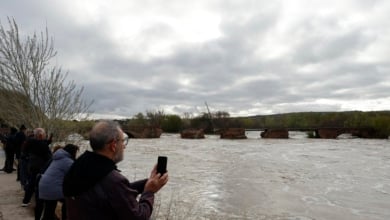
[157,156,167,175]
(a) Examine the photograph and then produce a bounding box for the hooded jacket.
[39,148,74,200]
[63,151,154,220]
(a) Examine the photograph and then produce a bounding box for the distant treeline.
[244,111,390,129]
[121,110,390,137]
[2,110,389,139]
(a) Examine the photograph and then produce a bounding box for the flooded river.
[119,131,390,220]
[3,131,390,219]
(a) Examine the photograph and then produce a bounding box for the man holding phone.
[63,120,169,220]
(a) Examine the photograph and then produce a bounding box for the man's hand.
[144,165,169,193]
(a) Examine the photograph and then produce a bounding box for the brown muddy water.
[5,131,390,219]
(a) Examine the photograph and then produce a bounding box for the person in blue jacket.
[38,144,79,220]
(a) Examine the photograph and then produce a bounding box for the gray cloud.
[1,0,390,118]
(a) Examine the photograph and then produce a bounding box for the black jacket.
[14,131,26,158]
[24,138,52,174]
[63,151,154,220]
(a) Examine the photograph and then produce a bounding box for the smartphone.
[157,156,168,175]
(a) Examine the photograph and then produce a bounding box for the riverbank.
[0,171,34,220]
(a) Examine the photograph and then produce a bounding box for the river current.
[2,131,389,219]
[118,131,390,220]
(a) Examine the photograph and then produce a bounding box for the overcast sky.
[1,0,390,119]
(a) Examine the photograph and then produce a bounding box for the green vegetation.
[2,108,389,140]
[117,110,390,138]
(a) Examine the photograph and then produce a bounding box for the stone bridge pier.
[260,127,385,139]
[315,128,381,138]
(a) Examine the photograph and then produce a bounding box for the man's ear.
[109,141,117,153]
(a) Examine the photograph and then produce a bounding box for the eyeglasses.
[112,134,129,146]
[120,136,129,146]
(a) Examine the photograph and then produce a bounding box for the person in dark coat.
[15,125,27,159]
[1,127,17,173]
[19,131,34,188]
[39,144,79,220]
[63,120,169,220]
[22,128,52,207]
[15,125,27,181]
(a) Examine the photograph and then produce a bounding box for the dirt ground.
[0,150,63,220]
[0,148,34,220]
[0,171,34,220]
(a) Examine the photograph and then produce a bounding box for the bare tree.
[0,17,93,132]
[146,109,165,128]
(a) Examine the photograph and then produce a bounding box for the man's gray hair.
[33,128,46,140]
[89,120,121,151]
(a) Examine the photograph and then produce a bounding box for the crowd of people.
[0,120,169,220]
